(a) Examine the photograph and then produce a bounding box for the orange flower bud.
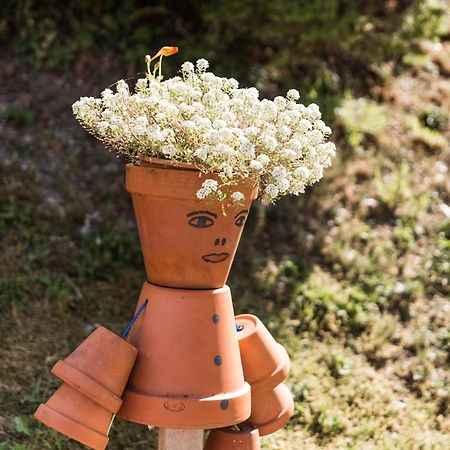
[151,46,179,61]
[160,46,179,56]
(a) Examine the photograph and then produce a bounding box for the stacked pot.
[235,314,294,436]
[204,314,294,450]
[34,327,137,450]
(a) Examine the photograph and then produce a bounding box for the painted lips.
[202,252,230,263]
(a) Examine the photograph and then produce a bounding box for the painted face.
[186,209,249,264]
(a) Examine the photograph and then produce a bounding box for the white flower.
[277,178,290,191]
[274,96,287,109]
[298,119,312,132]
[97,121,109,134]
[323,142,336,158]
[261,135,277,151]
[306,103,321,120]
[219,128,233,140]
[250,160,263,171]
[196,58,209,72]
[101,88,114,99]
[116,79,129,96]
[231,191,245,201]
[196,188,208,199]
[294,166,310,179]
[239,139,255,157]
[131,116,149,136]
[244,127,259,137]
[223,78,239,91]
[202,179,219,191]
[261,99,277,120]
[279,126,292,139]
[272,166,287,180]
[265,184,279,198]
[308,129,324,145]
[162,144,177,157]
[213,119,226,129]
[135,78,148,92]
[194,147,209,160]
[286,89,300,101]
[247,87,259,99]
[181,61,195,75]
[216,143,235,155]
[257,154,270,166]
[282,149,296,159]
[196,178,219,199]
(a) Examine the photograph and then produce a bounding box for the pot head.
[126,165,258,289]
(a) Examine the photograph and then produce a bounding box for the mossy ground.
[1,40,449,449]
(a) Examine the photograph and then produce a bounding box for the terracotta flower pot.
[35,384,113,450]
[118,281,251,429]
[204,422,261,450]
[249,383,295,436]
[34,327,138,449]
[235,314,290,392]
[126,163,258,289]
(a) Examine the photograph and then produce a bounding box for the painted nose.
[214,238,227,246]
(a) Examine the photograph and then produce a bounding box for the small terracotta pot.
[235,314,290,392]
[34,327,138,449]
[249,383,294,436]
[126,163,258,289]
[118,281,251,429]
[204,422,261,450]
[35,384,112,450]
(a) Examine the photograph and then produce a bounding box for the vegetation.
[0,1,449,448]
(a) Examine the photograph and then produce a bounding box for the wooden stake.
[158,428,203,450]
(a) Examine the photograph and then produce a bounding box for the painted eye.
[235,215,246,227]
[188,215,214,228]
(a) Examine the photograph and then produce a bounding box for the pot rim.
[126,164,259,200]
[139,155,200,171]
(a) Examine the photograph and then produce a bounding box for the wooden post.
[158,428,203,450]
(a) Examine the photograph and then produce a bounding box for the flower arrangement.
[72,46,336,203]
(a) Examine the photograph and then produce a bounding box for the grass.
[1,35,450,449]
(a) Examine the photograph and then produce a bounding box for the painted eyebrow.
[234,209,249,219]
[186,210,218,218]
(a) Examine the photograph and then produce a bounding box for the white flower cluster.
[72,59,336,203]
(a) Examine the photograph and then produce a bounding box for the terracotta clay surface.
[126,164,258,289]
[34,326,138,449]
[204,422,261,450]
[118,281,251,428]
[34,383,111,450]
[249,383,295,436]
[51,326,138,411]
[235,314,290,392]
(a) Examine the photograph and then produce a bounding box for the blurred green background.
[0,1,449,449]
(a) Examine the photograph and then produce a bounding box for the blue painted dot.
[214,355,222,366]
[212,314,220,324]
[220,400,229,410]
